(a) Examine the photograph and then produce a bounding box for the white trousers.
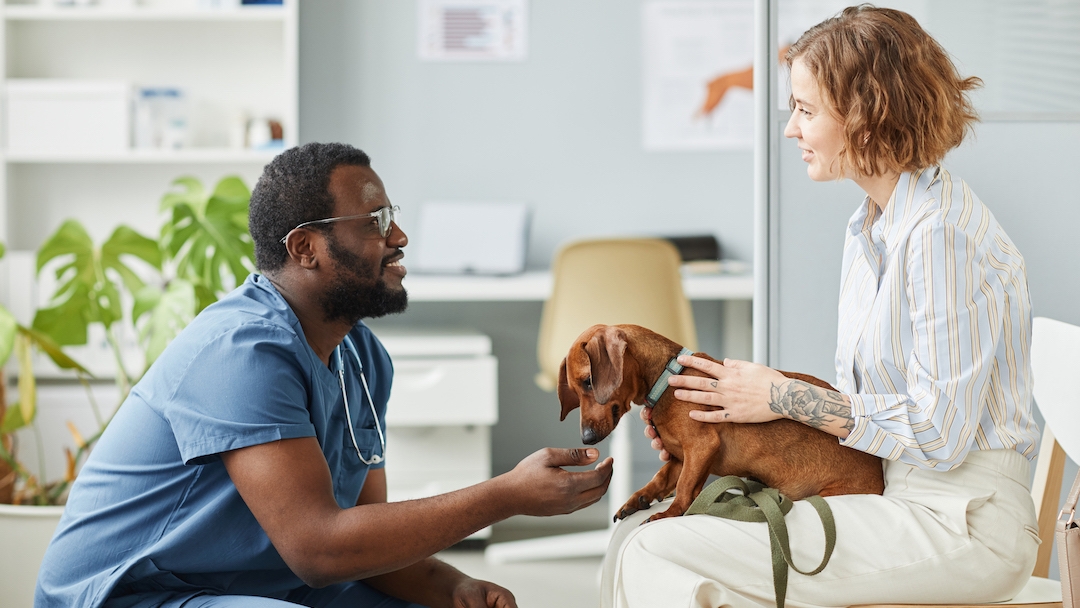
[601,449,1039,608]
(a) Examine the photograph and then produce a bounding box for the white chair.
[484,238,697,564]
[856,316,1079,607]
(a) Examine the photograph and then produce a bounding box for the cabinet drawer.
[385,426,490,477]
[385,356,497,426]
[384,426,492,540]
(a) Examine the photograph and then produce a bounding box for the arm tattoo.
[768,381,855,433]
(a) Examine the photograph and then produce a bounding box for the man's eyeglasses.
[279,205,401,244]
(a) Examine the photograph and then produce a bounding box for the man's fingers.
[544,447,600,467]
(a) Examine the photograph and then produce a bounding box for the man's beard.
[320,237,408,324]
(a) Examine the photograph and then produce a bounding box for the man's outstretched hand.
[501,448,614,517]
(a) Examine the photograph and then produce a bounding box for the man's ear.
[282,231,320,269]
[557,357,580,421]
[585,326,627,405]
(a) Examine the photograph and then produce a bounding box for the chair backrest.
[535,238,697,390]
[1029,317,1080,578]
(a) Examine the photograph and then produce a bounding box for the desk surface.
[401,270,754,302]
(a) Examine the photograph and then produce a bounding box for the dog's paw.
[614,495,655,522]
[642,509,682,524]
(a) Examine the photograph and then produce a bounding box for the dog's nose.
[582,428,599,445]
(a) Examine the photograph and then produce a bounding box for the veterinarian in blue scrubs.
[36,142,613,608]
[605,6,1042,608]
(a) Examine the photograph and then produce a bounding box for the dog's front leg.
[615,459,682,522]
[646,448,715,522]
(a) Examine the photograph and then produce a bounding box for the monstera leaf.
[160,175,255,307]
[32,220,162,347]
[132,278,197,366]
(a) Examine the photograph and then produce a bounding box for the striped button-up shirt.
[836,166,1041,470]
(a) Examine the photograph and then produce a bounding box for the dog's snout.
[581,427,599,445]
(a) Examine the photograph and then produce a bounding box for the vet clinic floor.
[437,506,606,608]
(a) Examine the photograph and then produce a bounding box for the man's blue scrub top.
[35,274,392,607]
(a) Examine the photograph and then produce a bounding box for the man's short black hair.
[249,142,372,273]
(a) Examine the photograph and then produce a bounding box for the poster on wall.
[418,0,528,61]
[642,0,754,151]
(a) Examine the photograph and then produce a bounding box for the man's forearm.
[364,556,467,608]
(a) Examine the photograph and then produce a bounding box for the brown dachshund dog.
[557,324,884,522]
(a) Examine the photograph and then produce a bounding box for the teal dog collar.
[645,347,694,407]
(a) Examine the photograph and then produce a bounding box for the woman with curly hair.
[604,5,1042,607]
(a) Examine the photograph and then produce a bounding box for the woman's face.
[784,58,846,182]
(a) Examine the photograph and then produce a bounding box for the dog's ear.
[557,357,580,421]
[585,326,627,405]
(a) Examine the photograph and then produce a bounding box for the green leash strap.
[685,476,837,608]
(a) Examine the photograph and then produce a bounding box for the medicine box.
[5,79,131,155]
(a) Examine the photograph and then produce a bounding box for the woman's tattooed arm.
[768,381,855,434]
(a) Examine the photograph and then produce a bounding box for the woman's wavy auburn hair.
[785,4,982,177]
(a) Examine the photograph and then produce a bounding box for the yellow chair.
[856,316,1079,608]
[535,237,697,391]
[485,237,698,563]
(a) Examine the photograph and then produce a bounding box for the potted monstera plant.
[0,175,255,606]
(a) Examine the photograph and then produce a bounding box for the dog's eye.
[583,377,593,391]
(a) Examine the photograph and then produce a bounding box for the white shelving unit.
[0,0,297,256]
[0,1,298,494]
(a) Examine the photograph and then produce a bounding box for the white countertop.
[400,270,754,302]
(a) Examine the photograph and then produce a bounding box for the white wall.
[298,0,755,268]
[298,0,756,490]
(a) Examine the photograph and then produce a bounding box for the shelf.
[401,270,754,302]
[2,147,284,164]
[2,4,286,21]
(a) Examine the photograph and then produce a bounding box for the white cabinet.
[0,0,297,253]
[377,330,498,539]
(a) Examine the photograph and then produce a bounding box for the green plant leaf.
[1,400,28,434]
[32,220,158,347]
[17,326,91,375]
[160,176,255,298]
[0,305,16,367]
[15,333,36,425]
[101,225,163,295]
[36,219,94,275]
[0,241,6,259]
[194,283,218,314]
[136,280,196,366]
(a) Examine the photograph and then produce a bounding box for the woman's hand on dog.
[643,357,790,459]
[669,356,789,424]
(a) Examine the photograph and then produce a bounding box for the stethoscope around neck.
[334,335,386,466]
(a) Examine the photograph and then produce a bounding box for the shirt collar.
[847,166,943,254]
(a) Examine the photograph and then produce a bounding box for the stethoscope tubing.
[337,335,386,466]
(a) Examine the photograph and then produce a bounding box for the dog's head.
[557,324,645,445]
